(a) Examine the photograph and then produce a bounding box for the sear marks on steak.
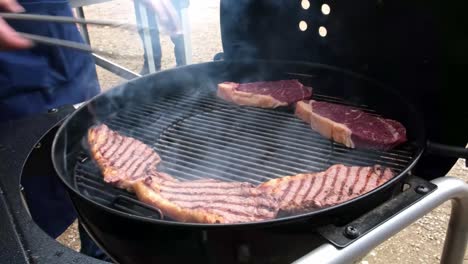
[85,123,279,224]
[258,164,394,214]
[134,177,280,224]
[87,124,171,192]
[295,100,407,150]
[217,79,312,108]
[87,125,397,224]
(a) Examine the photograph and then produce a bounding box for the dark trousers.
[79,224,112,262]
[22,174,110,262]
[136,5,186,73]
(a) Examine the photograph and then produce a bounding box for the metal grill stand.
[294,176,468,264]
[0,106,466,263]
[70,91,467,263]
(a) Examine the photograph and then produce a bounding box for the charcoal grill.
[1,103,466,264]
[47,60,466,263]
[75,90,415,216]
[2,0,468,263]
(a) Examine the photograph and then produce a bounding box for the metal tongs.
[0,12,139,56]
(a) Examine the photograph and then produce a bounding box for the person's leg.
[79,223,112,262]
[137,27,150,74]
[171,34,186,67]
[21,174,110,261]
[21,174,77,238]
[171,6,186,67]
[136,6,162,74]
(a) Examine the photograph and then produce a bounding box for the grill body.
[220,0,468,179]
[75,92,415,207]
[53,61,426,263]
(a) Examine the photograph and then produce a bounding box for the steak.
[133,177,280,224]
[217,80,312,108]
[87,124,172,192]
[295,100,407,150]
[87,125,396,224]
[258,164,394,214]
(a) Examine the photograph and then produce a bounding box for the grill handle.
[426,141,468,166]
[317,176,437,248]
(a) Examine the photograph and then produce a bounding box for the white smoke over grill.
[72,0,339,185]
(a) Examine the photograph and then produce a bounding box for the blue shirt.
[0,0,100,122]
[0,0,101,238]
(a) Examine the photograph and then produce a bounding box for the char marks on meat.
[295,100,407,150]
[134,178,280,224]
[87,125,397,224]
[87,124,171,191]
[258,164,394,214]
[217,79,312,108]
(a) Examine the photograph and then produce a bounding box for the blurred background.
[80,0,222,90]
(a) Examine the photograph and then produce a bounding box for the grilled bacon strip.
[258,164,394,214]
[87,124,172,192]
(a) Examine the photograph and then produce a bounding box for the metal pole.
[293,176,468,264]
[75,7,91,45]
[180,7,192,65]
[70,0,146,79]
[441,186,468,263]
[134,1,156,73]
[93,54,140,80]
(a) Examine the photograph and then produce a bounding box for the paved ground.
[57,1,468,263]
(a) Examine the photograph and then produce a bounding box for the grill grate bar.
[159,166,212,181]
[106,99,411,179]
[155,117,405,166]
[158,167,223,180]
[77,162,199,186]
[159,92,371,113]
[152,92,378,119]
[154,142,296,180]
[115,92,407,142]
[171,111,412,165]
[135,96,413,157]
[113,204,146,216]
[106,120,160,144]
[109,117,331,172]
[156,140,300,175]
[112,195,163,219]
[77,182,113,203]
[139,95,220,114]
[155,137,319,174]
[124,105,413,164]
[74,91,416,219]
[158,128,333,168]
[157,132,406,172]
[117,101,412,163]
[156,153,268,183]
[75,173,127,196]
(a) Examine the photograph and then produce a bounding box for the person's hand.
[0,0,32,50]
[141,0,183,36]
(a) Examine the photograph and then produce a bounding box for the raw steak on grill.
[87,124,173,191]
[258,164,394,214]
[295,100,407,150]
[217,79,312,108]
[133,177,280,224]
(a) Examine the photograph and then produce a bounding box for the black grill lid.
[220,0,468,178]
